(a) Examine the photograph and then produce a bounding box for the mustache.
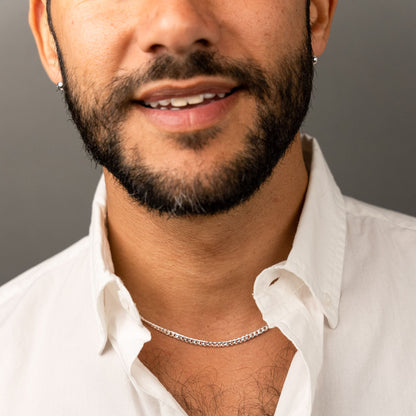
[105,50,272,109]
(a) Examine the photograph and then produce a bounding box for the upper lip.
[134,78,239,103]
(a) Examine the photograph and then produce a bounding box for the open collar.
[89,136,346,355]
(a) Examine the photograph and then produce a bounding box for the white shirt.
[1,136,416,415]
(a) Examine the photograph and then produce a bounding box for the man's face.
[46,0,313,216]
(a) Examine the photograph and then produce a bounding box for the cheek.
[215,1,306,63]
[57,5,141,86]
[55,0,307,87]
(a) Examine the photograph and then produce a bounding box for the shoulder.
[0,237,90,323]
[0,237,104,411]
[343,196,416,259]
[344,196,416,232]
[341,196,416,312]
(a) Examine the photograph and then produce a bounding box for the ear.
[309,0,338,57]
[29,0,62,84]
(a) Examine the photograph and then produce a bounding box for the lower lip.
[134,91,240,132]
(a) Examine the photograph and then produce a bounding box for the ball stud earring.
[56,81,64,92]
[313,56,319,65]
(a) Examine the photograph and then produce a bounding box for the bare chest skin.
[139,328,296,416]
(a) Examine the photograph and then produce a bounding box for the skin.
[30,0,337,412]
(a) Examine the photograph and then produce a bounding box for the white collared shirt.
[1,136,416,415]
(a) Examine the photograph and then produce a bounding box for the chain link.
[141,317,269,347]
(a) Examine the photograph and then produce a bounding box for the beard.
[56,34,313,217]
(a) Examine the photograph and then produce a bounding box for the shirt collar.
[89,175,148,355]
[88,135,346,353]
[252,136,346,329]
[89,177,152,358]
[289,135,346,329]
[88,175,115,353]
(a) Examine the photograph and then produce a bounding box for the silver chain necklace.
[141,316,269,347]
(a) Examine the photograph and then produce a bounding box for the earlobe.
[309,0,338,58]
[29,0,62,84]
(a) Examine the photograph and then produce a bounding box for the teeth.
[149,99,170,108]
[145,92,228,109]
[187,94,205,105]
[170,97,189,107]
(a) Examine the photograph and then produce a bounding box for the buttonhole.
[269,277,279,286]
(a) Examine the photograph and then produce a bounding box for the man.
[0,0,415,414]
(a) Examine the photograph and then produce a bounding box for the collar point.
[97,334,108,355]
[326,312,339,329]
[96,324,109,353]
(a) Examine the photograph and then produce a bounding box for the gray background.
[1,1,415,285]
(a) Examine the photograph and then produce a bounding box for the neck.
[104,134,308,337]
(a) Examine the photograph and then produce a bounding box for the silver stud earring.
[312,56,319,65]
[56,81,64,92]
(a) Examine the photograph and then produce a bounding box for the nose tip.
[137,2,220,55]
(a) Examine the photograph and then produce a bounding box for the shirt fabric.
[1,135,415,415]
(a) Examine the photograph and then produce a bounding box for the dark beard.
[58,42,313,217]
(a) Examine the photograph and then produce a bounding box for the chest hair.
[139,339,296,416]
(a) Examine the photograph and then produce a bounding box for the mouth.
[131,80,242,132]
[136,88,238,111]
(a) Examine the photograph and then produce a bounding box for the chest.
[139,332,296,416]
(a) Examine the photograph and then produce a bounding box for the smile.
[133,81,241,132]
[141,91,232,111]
